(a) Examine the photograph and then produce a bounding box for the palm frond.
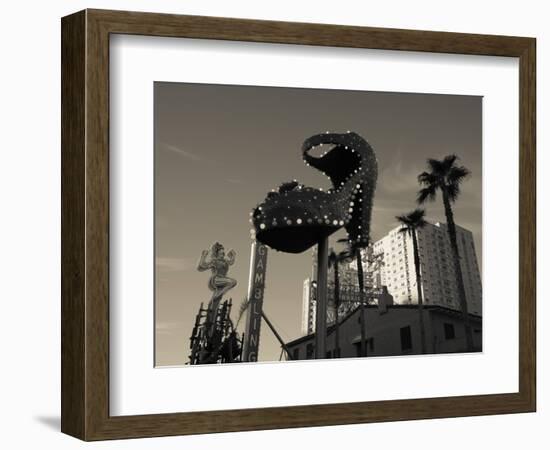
[442,154,458,171]
[339,251,354,263]
[417,171,438,186]
[427,158,445,175]
[335,237,354,261]
[446,182,461,202]
[328,248,337,268]
[408,208,427,227]
[396,208,427,233]
[396,213,412,226]
[234,297,250,329]
[417,185,437,204]
[447,165,470,184]
[398,226,410,235]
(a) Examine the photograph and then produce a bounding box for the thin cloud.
[378,152,423,196]
[156,321,179,335]
[159,141,203,162]
[156,256,194,273]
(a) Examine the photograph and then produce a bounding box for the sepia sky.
[155,82,482,366]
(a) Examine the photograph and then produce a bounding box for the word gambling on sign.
[242,241,268,362]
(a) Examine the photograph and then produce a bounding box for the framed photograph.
[61,9,536,440]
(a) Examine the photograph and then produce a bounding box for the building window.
[306,343,314,359]
[444,323,456,340]
[293,348,300,360]
[400,326,412,352]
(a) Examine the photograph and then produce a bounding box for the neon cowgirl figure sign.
[197,242,237,328]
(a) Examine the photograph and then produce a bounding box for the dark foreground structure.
[286,303,482,359]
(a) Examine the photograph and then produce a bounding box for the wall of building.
[429,309,483,354]
[288,305,482,360]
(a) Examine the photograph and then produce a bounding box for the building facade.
[372,222,482,315]
[288,303,483,360]
[301,279,314,335]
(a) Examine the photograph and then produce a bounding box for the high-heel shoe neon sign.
[251,131,378,253]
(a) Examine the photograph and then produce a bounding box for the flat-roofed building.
[288,303,482,360]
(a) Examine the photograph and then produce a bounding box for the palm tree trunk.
[442,191,474,352]
[356,248,367,357]
[411,230,427,354]
[333,259,340,358]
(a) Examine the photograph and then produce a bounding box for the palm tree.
[234,297,250,331]
[337,238,368,357]
[328,244,353,358]
[328,248,341,358]
[417,154,474,352]
[396,208,428,354]
[355,247,368,357]
[369,250,385,289]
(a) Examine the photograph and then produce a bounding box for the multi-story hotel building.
[373,222,482,316]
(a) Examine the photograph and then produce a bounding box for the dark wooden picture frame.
[61,9,536,441]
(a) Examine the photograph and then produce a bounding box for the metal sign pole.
[261,311,293,360]
[314,237,328,359]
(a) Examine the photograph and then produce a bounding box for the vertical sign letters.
[242,241,268,362]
